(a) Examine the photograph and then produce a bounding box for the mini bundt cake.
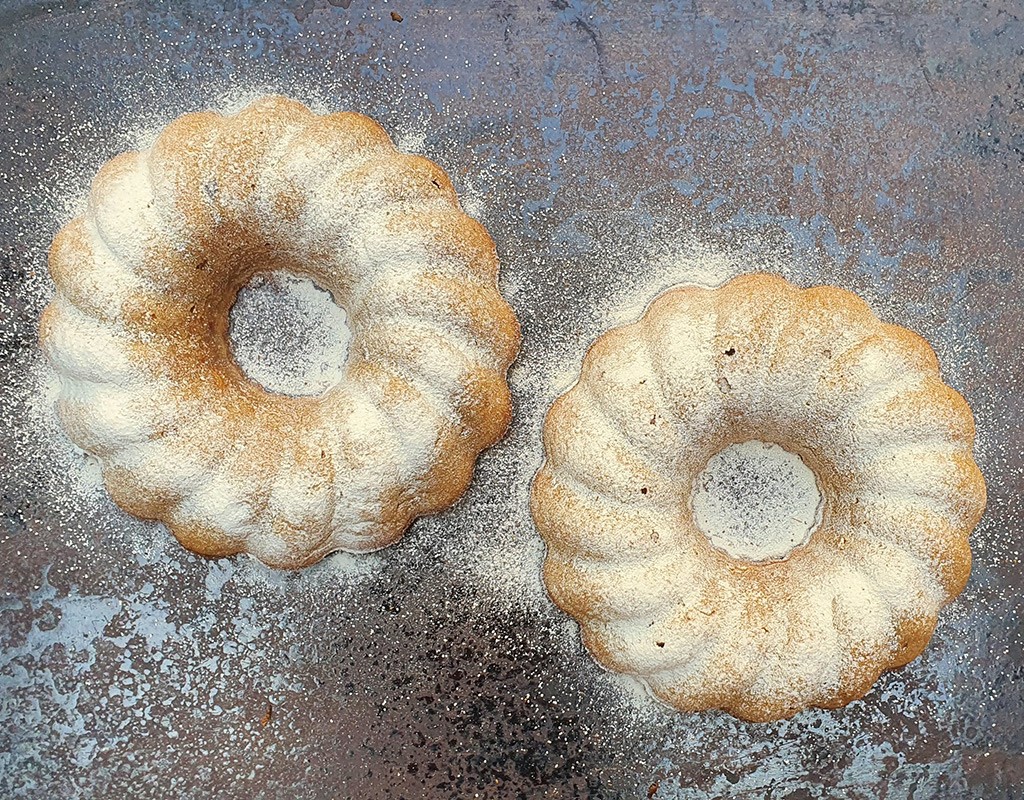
[531,273,985,721]
[40,95,520,569]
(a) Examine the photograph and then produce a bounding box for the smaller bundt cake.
[40,95,520,569]
[531,272,985,721]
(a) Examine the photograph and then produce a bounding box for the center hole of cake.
[690,440,823,562]
[228,271,350,397]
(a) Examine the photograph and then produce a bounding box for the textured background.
[2,1,1023,798]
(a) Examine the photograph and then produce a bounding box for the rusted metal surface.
[1,1,1022,797]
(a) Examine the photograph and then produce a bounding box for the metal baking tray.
[2,2,1021,797]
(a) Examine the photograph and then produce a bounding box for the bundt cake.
[40,95,520,569]
[531,272,985,721]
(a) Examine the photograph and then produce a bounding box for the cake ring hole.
[228,270,351,397]
[690,440,823,563]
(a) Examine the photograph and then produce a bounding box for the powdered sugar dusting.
[24,363,110,507]
[603,246,745,329]
[394,127,428,156]
[228,271,350,397]
[2,8,1016,797]
[692,441,823,563]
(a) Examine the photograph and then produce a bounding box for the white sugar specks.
[691,441,823,563]
[228,271,351,397]
[24,361,109,507]
[395,127,428,155]
[602,245,743,330]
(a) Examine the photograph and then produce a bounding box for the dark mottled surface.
[1,1,1022,798]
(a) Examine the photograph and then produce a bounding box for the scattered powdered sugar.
[394,126,428,156]
[228,271,351,397]
[601,245,746,329]
[23,361,110,507]
[455,181,488,222]
[6,82,1001,782]
[691,441,823,563]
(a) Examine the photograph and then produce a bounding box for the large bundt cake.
[40,95,520,569]
[531,272,985,721]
